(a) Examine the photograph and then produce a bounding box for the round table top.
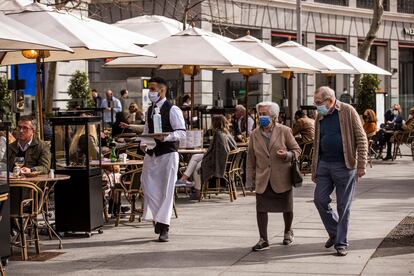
[90,159,144,166]
[178,148,207,154]
[9,174,71,183]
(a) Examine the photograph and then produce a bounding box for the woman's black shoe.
[382,155,392,161]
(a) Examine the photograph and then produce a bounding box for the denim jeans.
[314,160,356,249]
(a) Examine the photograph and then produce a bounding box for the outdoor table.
[9,174,70,249]
[178,148,207,154]
[90,160,144,167]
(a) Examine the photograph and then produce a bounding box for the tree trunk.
[45,62,57,117]
[354,0,384,102]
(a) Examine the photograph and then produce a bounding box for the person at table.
[139,77,186,242]
[127,103,145,125]
[119,89,130,113]
[100,89,122,127]
[376,107,403,160]
[384,104,400,124]
[0,130,15,161]
[91,88,102,108]
[362,109,377,136]
[177,115,237,200]
[292,110,315,145]
[232,104,255,142]
[402,107,414,131]
[246,101,301,251]
[2,116,50,174]
[69,124,99,164]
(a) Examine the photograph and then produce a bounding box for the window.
[357,0,389,11]
[314,0,349,6]
[399,47,414,118]
[398,0,414,14]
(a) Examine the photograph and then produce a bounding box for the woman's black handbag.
[291,157,303,188]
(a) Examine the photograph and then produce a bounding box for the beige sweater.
[311,101,368,177]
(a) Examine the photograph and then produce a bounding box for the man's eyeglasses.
[313,99,328,106]
[17,126,33,132]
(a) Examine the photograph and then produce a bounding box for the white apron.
[141,151,178,225]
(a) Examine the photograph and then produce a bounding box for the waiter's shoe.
[158,229,169,242]
[154,222,161,234]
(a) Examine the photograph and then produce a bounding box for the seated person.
[402,107,414,131]
[69,124,99,164]
[0,130,15,161]
[112,112,134,137]
[363,109,377,136]
[2,116,50,174]
[177,115,237,199]
[374,107,403,160]
[127,103,145,125]
[232,104,255,142]
[292,110,315,144]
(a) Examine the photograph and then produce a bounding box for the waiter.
[140,77,186,242]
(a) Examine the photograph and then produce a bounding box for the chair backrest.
[300,141,314,159]
[121,167,143,191]
[225,149,239,172]
[0,193,8,222]
[10,181,43,217]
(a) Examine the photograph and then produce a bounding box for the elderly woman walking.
[246,101,301,251]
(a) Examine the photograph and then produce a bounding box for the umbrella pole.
[36,56,44,140]
[190,74,195,130]
[244,75,249,138]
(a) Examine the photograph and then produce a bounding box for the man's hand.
[276,149,287,160]
[140,144,147,152]
[119,122,129,129]
[357,168,366,179]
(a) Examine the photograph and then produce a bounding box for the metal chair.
[298,141,314,174]
[230,148,247,197]
[9,181,43,261]
[0,193,8,276]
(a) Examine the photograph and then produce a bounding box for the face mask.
[149,91,160,103]
[259,116,271,127]
[393,110,399,116]
[316,104,329,116]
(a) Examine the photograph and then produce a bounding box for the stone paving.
[6,148,414,275]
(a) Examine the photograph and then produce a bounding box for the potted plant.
[67,71,93,109]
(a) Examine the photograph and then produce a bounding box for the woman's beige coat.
[246,124,301,194]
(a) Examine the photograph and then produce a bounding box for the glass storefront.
[399,46,414,118]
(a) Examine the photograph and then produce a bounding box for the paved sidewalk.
[7,152,414,276]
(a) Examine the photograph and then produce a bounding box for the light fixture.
[281,71,294,79]
[181,65,201,76]
[238,68,258,77]
[21,50,50,59]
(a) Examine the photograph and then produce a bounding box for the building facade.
[90,0,414,117]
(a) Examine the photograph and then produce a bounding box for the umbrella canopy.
[317,45,391,75]
[0,2,155,65]
[0,0,31,11]
[114,15,186,41]
[228,35,319,73]
[0,12,72,52]
[105,27,275,70]
[276,41,355,74]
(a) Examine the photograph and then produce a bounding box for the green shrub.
[356,74,380,114]
[0,76,12,121]
[67,70,93,109]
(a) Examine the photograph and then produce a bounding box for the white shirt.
[142,98,186,143]
[100,96,122,123]
[238,116,255,135]
[18,137,33,152]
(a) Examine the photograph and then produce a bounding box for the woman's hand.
[276,149,287,160]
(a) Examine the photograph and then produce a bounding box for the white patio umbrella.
[0,2,155,66]
[276,41,355,74]
[114,15,187,41]
[0,0,31,11]
[229,35,319,73]
[106,27,276,123]
[317,45,391,75]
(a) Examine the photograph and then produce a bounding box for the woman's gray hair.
[315,86,336,101]
[256,101,280,118]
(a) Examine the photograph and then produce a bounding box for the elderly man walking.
[312,86,368,256]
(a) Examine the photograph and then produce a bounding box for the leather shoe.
[325,237,335,248]
[154,222,161,234]
[158,230,169,242]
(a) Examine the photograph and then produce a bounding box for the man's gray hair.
[235,104,246,112]
[315,86,336,100]
[19,115,37,130]
[256,101,280,118]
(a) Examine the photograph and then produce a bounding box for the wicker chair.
[299,141,314,174]
[200,149,239,202]
[230,148,247,197]
[9,181,43,261]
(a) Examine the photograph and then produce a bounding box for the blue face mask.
[259,116,271,127]
[316,104,329,116]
